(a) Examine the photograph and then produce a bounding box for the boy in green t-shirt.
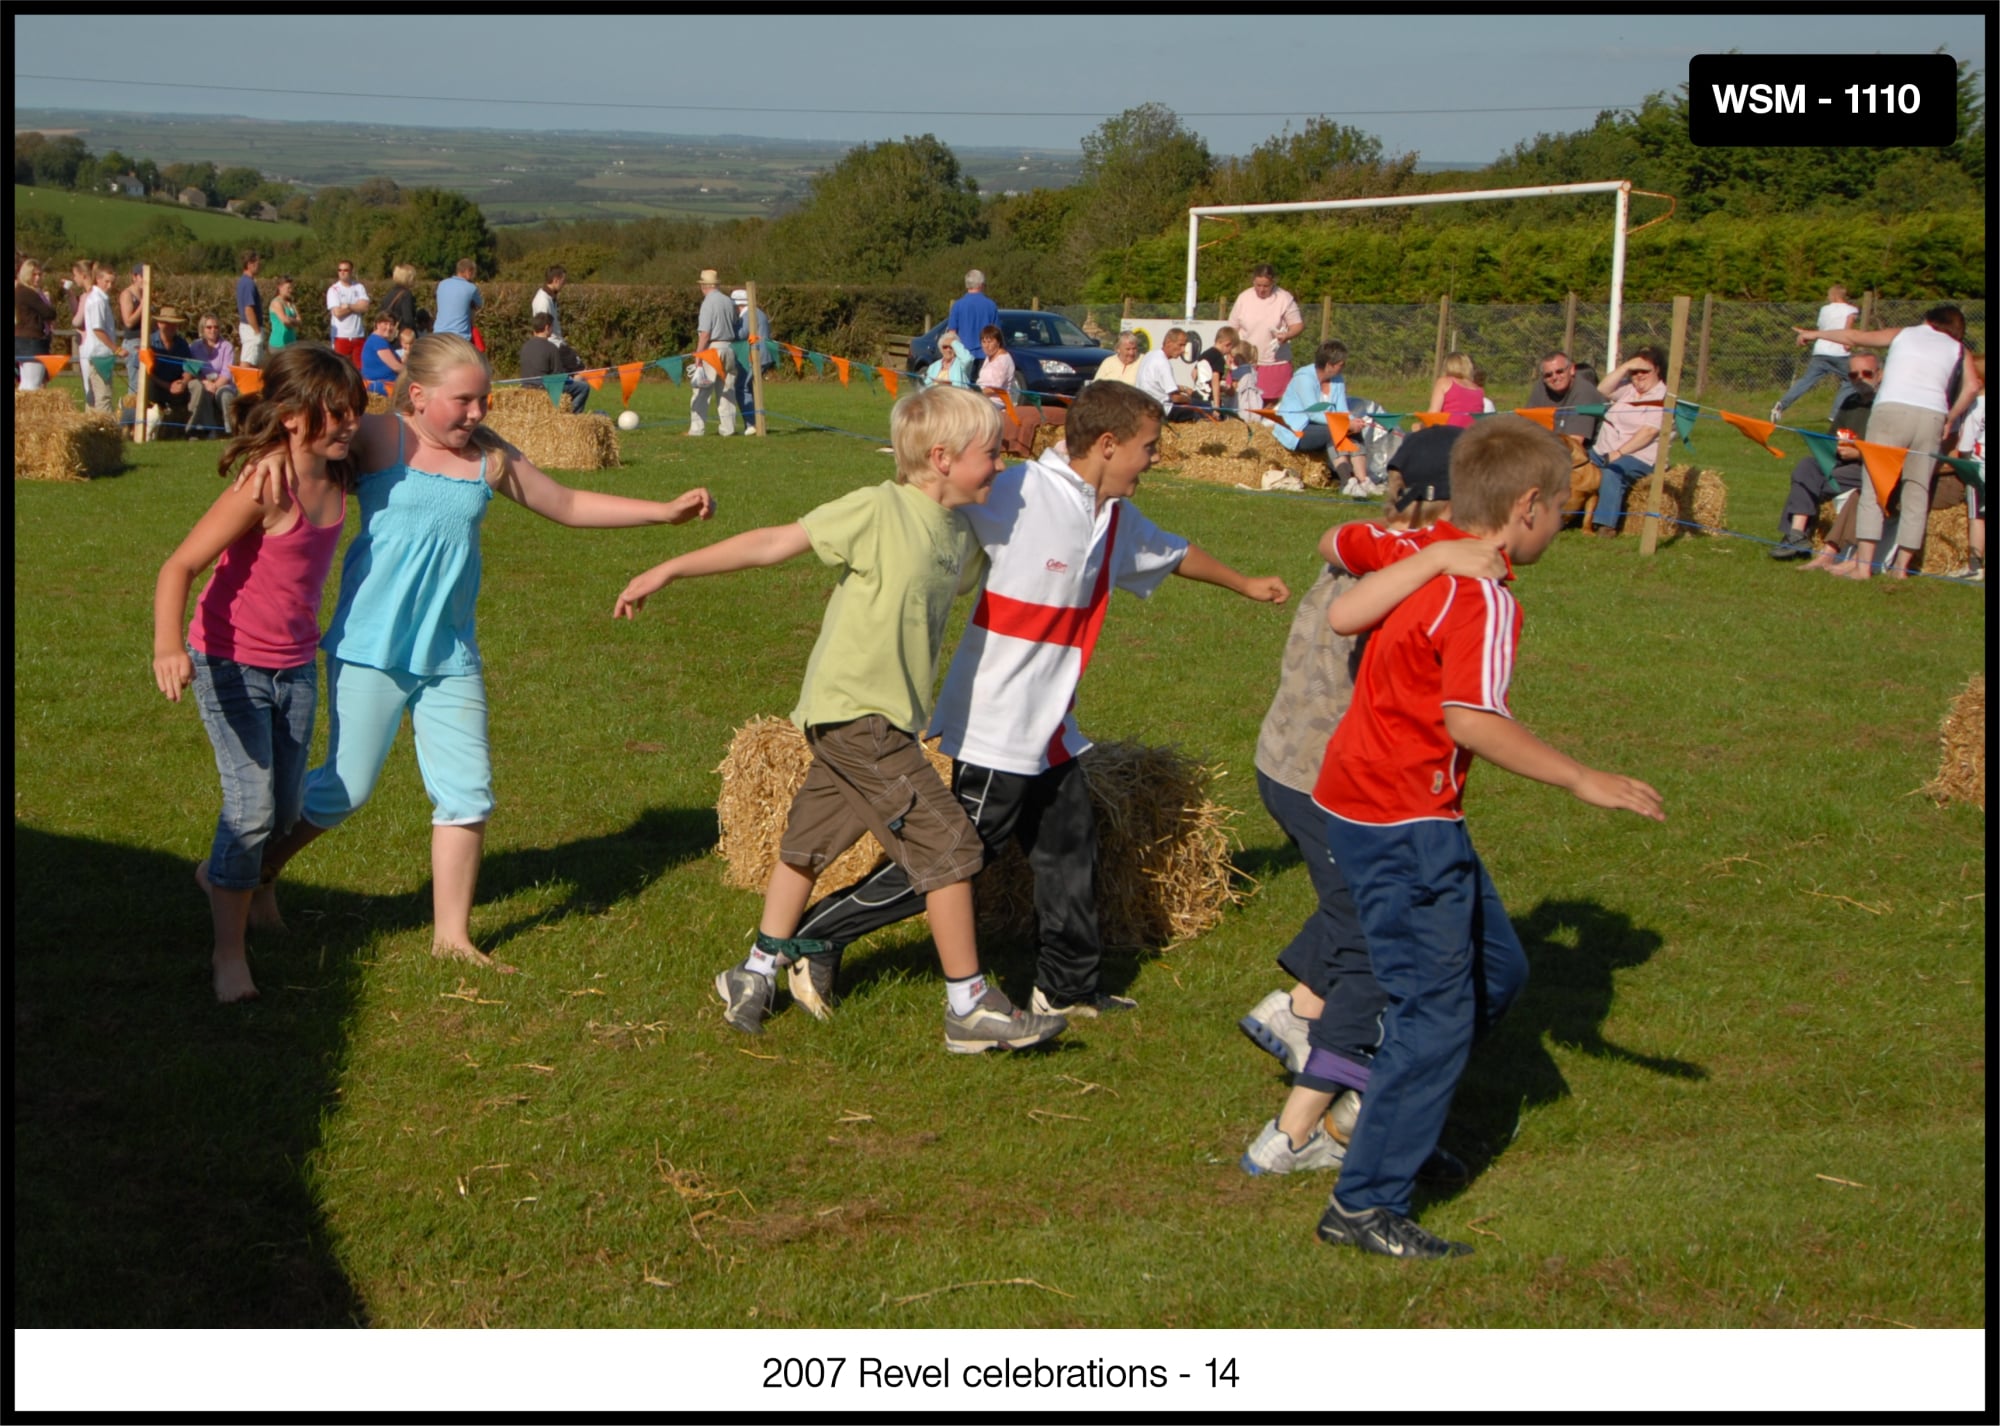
[615,385,1068,1053]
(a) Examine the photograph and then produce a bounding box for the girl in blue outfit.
[154,345,367,1002]
[246,333,715,970]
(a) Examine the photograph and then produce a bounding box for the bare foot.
[213,950,260,1004]
[432,940,518,974]
[1829,559,1872,580]
[197,859,288,931]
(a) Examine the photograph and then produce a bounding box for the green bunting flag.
[1572,403,1609,417]
[90,355,116,383]
[542,374,568,407]
[1937,454,1985,490]
[730,341,751,370]
[1799,430,1842,480]
[1674,401,1700,450]
[657,356,684,384]
[807,352,829,375]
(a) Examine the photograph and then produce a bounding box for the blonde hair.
[1440,352,1474,383]
[392,262,418,289]
[890,385,998,486]
[1447,415,1571,532]
[394,333,511,477]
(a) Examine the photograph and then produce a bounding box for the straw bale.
[714,717,1239,949]
[14,392,122,481]
[1584,463,1723,537]
[1916,503,1970,575]
[482,387,621,470]
[365,392,395,415]
[1922,674,1984,810]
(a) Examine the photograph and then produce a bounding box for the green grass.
[12,374,1986,1337]
[14,183,312,249]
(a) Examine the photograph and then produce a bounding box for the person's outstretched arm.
[1174,542,1288,603]
[1795,325,1900,349]
[496,445,713,529]
[615,523,813,619]
[1444,706,1665,821]
[1328,539,1506,635]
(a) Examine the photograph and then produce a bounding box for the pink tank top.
[188,476,348,669]
[1442,381,1485,428]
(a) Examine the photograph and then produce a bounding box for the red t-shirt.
[1314,521,1519,826]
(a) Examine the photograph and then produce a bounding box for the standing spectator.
[1795,304,1981,580]
[78,262,120,415]
[235,251,266,369]
[1227,264,1305,407]
[360,312,406,397]
[1135,327,1208,422]
[1196,327,1248,415]
[947,269,999,355]
[1772,283,1858,425]
[731,287,775,435]
[146,305,197,437]
[15,256,58,370]
[1770,353,1881,560]
[119,264,147,397]
[531,266,569,346]
[1950,353,1984,581]
[382,264,419,338]
[326,259,371,367]
[518,312,588,413]
[433,259,482,341]
[1583,348,1668,538]
[1094,332,1144,386]
[687,268,739,437]
[268,276,301,352]
[187,313,240,437]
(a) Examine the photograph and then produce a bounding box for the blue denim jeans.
[1775,351,1853,419]
[188,648,319,890]
[1588,450,1655,530]
[562,377,590,414]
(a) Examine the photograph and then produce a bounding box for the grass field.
[14,183,313,249]
[12,373,1986,1362]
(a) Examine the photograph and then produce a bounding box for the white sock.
[945,973,986,1016]
[745,946,781,978]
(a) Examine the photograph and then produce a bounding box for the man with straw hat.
[145,304,196,438]
[688,268,740,437]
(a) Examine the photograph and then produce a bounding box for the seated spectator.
[1135,327,1210,422]
[145,305,196,438]
[360,312,405,396]
[1527,350,1609,444]
[1584,348,1668,537]
[186,313,239,437]
[519,312,589,413]
[1095,332,1144,386]
[1273,341,1359,478]
[926,327,973,388]
[1771,353,1881,559]
[976,325,1050,457]
[1428,352,1485,428]
[1471,363,1496,414]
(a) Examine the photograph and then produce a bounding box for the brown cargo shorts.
[779,715,983,896]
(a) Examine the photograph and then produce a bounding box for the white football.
[616,410,641,431]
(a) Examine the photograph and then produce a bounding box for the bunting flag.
[879,369,899,399]
[657,356,684,384]
[1512,406,1557,430]
[1853,441,1909,508]
[90,355,116,384]
[731,341,751,371]
[1799,430,1842,480]
[542,374,568,408]
[698,348,726,378]
[1937,454,1985,490]
[997,388,1019,421]
[1409,411,1453,430]
[231,365,264,396]
[830,356,851,387]
[1571,403,1609,418]
[1673,400,1700,449]
[138,348,156,373]
[582,370,605,391]
[781,342,805,374]
[618,363,643,405]
[1325,412,1355,452]
[1719,410,1785,458]
[35,354,71,378]
[807,351,828,376]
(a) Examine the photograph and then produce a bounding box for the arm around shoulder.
[1328,541,1505,636]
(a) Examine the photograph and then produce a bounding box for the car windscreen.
[1003,315,1094,348]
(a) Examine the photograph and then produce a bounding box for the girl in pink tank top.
[151,345,366,1003]
[1429,352,1487,429]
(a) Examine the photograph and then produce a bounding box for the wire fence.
[1045,298,1986,399]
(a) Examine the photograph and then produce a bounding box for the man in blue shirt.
[947,270,998,354]
[433,258,483,339]
[235,251,265,368]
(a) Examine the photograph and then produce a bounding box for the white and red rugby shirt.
[930,453,1188,776]
[1313,521,1520,826]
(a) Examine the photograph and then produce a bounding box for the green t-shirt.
[791,481,984,735]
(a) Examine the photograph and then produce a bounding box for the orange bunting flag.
[1719,410,1786,458]
[1853,441,1910,509]
[1410,411,1453,430]
[831,356,851,387]
[618,363,643,405]
[781,342,805,374]
[1512,406,1557,430]
[36,354,71,378]
[138,348,156,373]
[699,348,726,378]
[1325,412,1355,452]
[997,388,1018,421]
[879,369,899,399]
[582,370,606,390]
[231,365,264,396]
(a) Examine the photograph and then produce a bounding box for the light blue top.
[433,275,483,338]
[321,421,494,676]
[1272,365,1347,451]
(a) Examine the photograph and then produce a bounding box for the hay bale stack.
[483,387,621,470]
[365,392,396,415]
[1923,674,1984,810]
[1603,464,1724,537]
[1161,418,1333,491]
[1917,504,1971,575]
[714,716,1239,949]
[14,390,122,481]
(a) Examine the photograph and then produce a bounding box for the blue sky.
[12,12,1988,162]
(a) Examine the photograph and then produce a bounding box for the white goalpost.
[1185,180,1636,370]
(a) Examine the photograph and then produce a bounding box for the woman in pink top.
[977,325,1047,459]
[1429,353,1486,429]
[151,345,367,1002]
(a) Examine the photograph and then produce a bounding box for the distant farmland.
[14,185,313,249]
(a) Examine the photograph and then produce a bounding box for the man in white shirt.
[325,260,370,368]
[1772,283,1858,424]
[79,264,120,414]
[1134,329,1207,421]
[687,268,739,437]
[530,265,568,346]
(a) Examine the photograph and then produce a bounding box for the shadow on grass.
[9,808,714,1326]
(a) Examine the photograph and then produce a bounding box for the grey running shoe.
[787,945,843,1023]
[1316,1195,1472,1259]
[944,985,1067,1054]
[1030,986,1136,1019]
[714,963,774,1034]
[1323,1089,1362,1146]
[1241,1118,1346,1175]
[1239,989,1310,1074]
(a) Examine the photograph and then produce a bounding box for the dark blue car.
[907,310,1107,397]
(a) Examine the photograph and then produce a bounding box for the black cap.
[1389,424,1463,509]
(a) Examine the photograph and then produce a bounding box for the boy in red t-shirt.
[1311,416,1666,1259]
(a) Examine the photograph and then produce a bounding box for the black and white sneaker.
[714,964,774,1034]
[1030,986,1136,1019]
[1315,1194,1472,1259]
